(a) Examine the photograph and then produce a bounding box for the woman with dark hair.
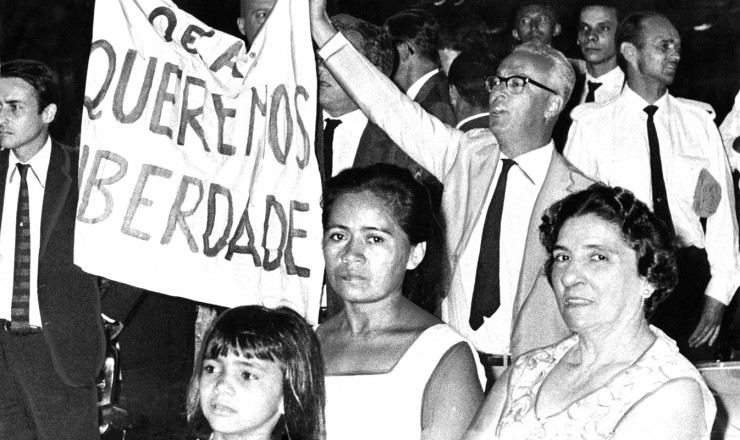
[464,184,715,439]
[320,163,483,440]
[186,305,325,440]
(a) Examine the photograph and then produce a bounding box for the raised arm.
[310,0,466,180]
[421,341,484,440]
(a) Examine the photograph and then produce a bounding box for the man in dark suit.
[0,59,103,438]
[447,51,499,132]
[385,8,456,126]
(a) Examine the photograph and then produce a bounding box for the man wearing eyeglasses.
[564,12,739,361]
[311,0,591,390]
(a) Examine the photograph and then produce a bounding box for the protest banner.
[77,0,322,322]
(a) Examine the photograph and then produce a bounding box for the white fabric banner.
[76,0,322,322]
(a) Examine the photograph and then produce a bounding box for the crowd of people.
[2,0,740,438]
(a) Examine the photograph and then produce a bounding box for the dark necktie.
[585,81,602,103]
[469,158,517,331]
[643,105,675,235]
[11,163,31,330]
[323,118,342,178]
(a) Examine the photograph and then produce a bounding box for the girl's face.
[199,353,284,439]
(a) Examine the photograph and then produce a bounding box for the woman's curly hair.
[539,184,677,317]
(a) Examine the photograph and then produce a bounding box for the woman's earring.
[640,288,652,299]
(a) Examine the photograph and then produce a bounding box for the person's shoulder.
[462,127,498,148]
[570,96,619,121]
[672,96,716,121]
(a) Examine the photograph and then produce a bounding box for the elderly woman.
[465,185,716,439]
[319,164,483,440]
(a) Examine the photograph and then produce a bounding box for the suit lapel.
[454,144,499,259]
[414,71,439,104]
[39,141,72,264]
[0,150,8,230]
[513,151,575,316]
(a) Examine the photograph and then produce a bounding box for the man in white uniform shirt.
[310,0,592,390]
[564,12,740,360]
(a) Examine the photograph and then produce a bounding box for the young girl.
[186,305,325,440]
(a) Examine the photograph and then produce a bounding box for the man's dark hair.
[615,11,668,73]
[0,59,59,113]
[448,51,499,109]
[331,15,394,77]
[578,0,622,22]
[437,12,490,53]
[385,9,440,63]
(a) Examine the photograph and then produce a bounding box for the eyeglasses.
[484,75,558,95]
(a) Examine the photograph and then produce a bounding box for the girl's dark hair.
[187,305,325,440]
[321,163,447,313]
[539,184,677,316]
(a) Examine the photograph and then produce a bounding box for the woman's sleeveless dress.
[324,324,474,440]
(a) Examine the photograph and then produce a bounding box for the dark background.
[1,0,740,146]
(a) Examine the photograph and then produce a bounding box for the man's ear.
[620,41,638,67]
[553,23,561,37]
[41,103,57,124]
[406,242,427,270]
[512,28,521,42]
[236,17,247,36]
[544,94,564,119]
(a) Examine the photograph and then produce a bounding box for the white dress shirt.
[460,142,554,355]
[578,66,625,104]
[323,109,368,176]
[565,87,740,305]
[0,138,52,327]
[719,89,740,172]
[406,69,439,101]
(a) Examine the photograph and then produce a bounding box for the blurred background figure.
[447,50,499,132]
[385,8,457,126]
[186,305,325,440]
[465,185,716,440]
[511,1,561,46]
[319,164,483,440]
[436,11,491,76]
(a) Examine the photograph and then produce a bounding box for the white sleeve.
[719,90,740,172]
[318,32,464,181]
[702,119,740,305]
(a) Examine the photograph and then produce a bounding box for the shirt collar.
[7,136,51,188]
[586,65,624,84]
[502,140,553,186]
[623,85,669,115]
[406,69,440,100]
[323,108,367,126]
[455,112,489,129]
